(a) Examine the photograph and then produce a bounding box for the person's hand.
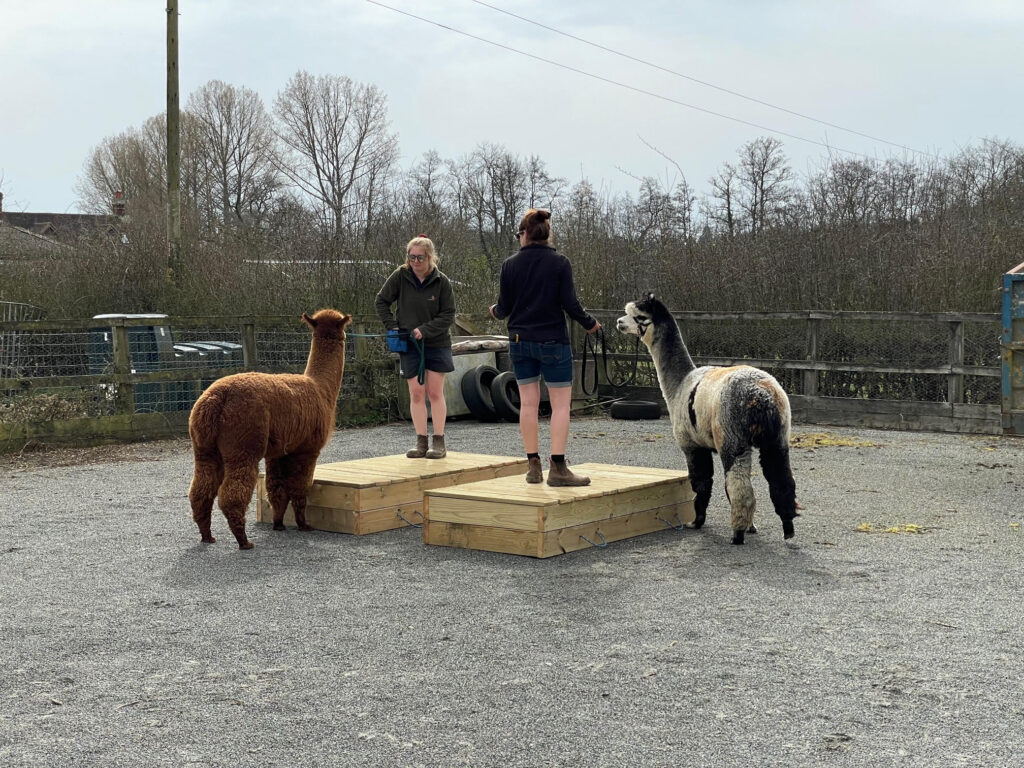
[412,328,423,340]
[587,320,601,334]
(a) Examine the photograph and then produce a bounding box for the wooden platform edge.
[422,499,695,558]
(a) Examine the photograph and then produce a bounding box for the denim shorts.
[399,346,454,379]
[509,341,573,387]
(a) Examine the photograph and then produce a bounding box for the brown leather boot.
[546,458,590,487]
[407,435,428,458]
[425,434,447,459]
[525,456,543,484]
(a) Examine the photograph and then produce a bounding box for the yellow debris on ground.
[855,522,931,534]
[791,432,879,449]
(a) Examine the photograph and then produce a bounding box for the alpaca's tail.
[745,381,789,449]
[188,384,228,454]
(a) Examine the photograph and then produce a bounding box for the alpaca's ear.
[341,313,353,328]
[302,312,316,329]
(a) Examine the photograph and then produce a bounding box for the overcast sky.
[1,0,1022,214]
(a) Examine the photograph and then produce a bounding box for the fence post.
[803,316,820,397]
[353,322,368,361]
[241,321,257,370]
[110,321,135,415]
[948,320,964,404]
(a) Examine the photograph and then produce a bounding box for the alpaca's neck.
[304,336,347,400]
[648,319,695,402]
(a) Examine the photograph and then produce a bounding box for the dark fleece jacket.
[492,244,596,343]
[374,266,456,348]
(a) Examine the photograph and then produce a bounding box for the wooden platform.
[256,452,528,535]
[423,463,695,557]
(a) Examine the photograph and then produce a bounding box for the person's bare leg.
[546,385,589,486]
[407,377,428,457]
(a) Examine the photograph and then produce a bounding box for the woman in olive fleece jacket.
[375,235,456,459]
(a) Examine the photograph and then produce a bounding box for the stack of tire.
[460,365,520,422]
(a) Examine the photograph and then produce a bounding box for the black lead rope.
[580,328,640,397]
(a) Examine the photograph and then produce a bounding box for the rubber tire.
[460,365,501,421]
[489,371,521,422]
[609,399,662,420]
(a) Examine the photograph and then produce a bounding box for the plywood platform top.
[308,452,527,488]
[424,462,689,506]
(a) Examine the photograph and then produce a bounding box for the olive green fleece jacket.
[374,266,456,348]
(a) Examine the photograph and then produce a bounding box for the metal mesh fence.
[584,310,1001,406]
[0,301,47,377]
[5,330,92,377]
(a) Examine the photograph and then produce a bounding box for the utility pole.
[166,0,181,279]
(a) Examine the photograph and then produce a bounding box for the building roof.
[0,220,68,260]
[1,211,120,240]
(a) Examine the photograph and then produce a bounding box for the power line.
[469,0,932,157]
[365,0,871,158]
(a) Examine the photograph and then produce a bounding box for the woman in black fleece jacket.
[490,209,601,486]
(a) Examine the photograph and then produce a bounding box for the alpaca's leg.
[218,459,259,550]
[286,453,319,532]
[721,448,755,545]
[189,452,223,544]
[759,445,798,539]
[265,457,291,531]
[682,446,714,530]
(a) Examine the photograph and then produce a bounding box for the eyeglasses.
[407,254,427,262]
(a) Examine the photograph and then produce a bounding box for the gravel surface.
[1,415,1023,767]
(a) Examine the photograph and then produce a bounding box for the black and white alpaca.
[617,294,798,545]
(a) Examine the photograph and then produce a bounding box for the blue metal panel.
[1001,266,1024,434]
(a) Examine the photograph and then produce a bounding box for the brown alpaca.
[188,309,352,550]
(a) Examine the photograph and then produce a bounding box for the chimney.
[112,190,126,217]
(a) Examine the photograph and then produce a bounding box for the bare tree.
[77,116,167,215]
[705,162,739,237]
[273,71,398,240]
[736,136,793,235]
[186,80,280,232]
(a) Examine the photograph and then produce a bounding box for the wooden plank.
[542,501,694,557]
[541,481,693,531]
[256,481,422,534]
[422,500,694,558]
[422,520,543,558]
[356,502,424,535]
[426,495,544,530]
[255,453,528,535]
[425,474,567,504]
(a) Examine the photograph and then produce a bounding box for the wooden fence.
[0,308,1006,452]
[573,309,1002,435]
[0,313,393,451]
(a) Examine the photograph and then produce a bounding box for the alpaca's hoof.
[238,541,254,550]
[687,515,706,530]
[747,524,758,534]
[297,524,314,532]
[732,530,745,545]
[783,520,796,539]
[272,522,286,531]
[201,535,216,544]
[784,530,796,540]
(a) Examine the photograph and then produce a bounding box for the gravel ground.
[1,415,1023,768]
